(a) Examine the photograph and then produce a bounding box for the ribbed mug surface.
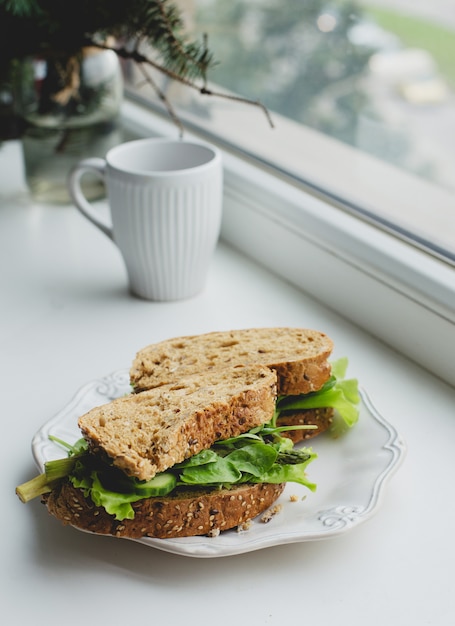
[109,171,222,300]
[68,138,223,301]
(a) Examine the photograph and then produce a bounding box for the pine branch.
[94,40,274,130]
[136,61,185,137]
[0,0,274,133]
[0,0,41,16]
[100,0,214,83]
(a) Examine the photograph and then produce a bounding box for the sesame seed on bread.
[43,481,286,539]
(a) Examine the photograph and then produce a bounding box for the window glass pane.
[126,0,455,264]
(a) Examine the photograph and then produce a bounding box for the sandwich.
[16,327,359,539]
[130,327,360,441]
[16,364,319,538]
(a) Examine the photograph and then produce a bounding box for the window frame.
[120,97,455,387]
[124,76,455,266]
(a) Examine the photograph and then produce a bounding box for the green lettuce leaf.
[70,466,179,521]
[178,438,316,491]
[173,449,219,468]
[71,471,139,520]
[276,357,360,433]
[179,455,242,485]
[61,431,317,520]
[259,462,316,491]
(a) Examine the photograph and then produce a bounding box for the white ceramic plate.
[32,369,406,558]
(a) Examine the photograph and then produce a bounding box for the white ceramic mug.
[68,137,223,301]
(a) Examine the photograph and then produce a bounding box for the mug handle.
[67,158,113,240]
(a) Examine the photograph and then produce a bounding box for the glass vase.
[17,47,124,204]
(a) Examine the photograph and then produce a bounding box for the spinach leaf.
[179,455,241,485]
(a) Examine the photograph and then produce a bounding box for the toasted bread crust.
[277,408,334,443]
[43,481,285,539]
[130,327,333,396]
[78,364,277,481]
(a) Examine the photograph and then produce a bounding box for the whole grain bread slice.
[78,364,277,481]
[130,327,333,396]
[44,481,285,539]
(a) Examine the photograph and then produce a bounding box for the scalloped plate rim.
[31,369,406,558]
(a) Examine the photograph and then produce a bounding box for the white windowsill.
[121,99,455,387]
[125,83,455,261]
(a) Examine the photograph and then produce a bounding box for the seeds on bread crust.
[44,482,286,539]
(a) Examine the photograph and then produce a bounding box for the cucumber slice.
[134,472,177,497]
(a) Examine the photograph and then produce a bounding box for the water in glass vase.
[18,48,124,204]
[23,121,123,204]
